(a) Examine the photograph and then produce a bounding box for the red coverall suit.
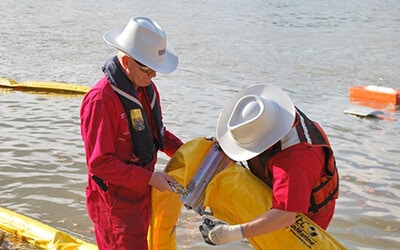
[80,77,182,249]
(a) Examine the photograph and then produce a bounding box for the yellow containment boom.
[0,207,97,250]
[148,137,346,250]
[0,78,90,94]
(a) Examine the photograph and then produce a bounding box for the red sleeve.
[80,86,152,191]
[269,144,325,213]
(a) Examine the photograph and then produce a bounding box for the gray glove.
[199,218,243,245]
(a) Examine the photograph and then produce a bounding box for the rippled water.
[1,0,399,249]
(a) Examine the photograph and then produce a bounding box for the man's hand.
[199,218,243,245]
[149,171,176,192]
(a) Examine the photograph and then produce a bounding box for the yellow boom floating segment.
[0,78,90,94]
[0,207,97,250]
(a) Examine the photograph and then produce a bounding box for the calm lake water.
[1,0,399,249]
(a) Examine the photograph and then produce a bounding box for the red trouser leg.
[87,185,151,250]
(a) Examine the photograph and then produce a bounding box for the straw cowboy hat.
[216,84,296,161]
[103,16,178,74]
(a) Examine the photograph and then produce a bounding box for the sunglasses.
[134,59,154,74]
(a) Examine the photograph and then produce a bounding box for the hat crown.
[228,95,277,145]
[116,17,167,64]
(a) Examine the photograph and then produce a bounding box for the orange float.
[349,85,400,110]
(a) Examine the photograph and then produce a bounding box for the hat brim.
[216,85,296,161]
[103,29,178,74]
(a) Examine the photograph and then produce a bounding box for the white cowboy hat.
[103,16,178,74]
[216,84,296,161]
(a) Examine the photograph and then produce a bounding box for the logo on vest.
[130,109,145,131]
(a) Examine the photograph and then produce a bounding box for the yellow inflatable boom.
[148,137,346,250]
[0,207,97,250]
[0,78,90,94]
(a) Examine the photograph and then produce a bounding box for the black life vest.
[103,56,165,166]
[247,107,339,213]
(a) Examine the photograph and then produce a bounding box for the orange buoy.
[349,85,400,110]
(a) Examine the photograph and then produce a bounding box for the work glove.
[199,218,243,245]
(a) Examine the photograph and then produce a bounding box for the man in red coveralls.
[199,84,339,245]
[80,17,183,249]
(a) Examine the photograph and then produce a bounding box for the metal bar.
[180,143,232,215]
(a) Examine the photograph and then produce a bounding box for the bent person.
[200,84,339,245]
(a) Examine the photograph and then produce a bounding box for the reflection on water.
[1,0,400,249]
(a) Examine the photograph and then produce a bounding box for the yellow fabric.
[148,137,346,250]
[148,137,214,250]
[0,207,97,250]
[205,164,346,250]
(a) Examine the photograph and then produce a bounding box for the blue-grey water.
[1,0,399,249]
